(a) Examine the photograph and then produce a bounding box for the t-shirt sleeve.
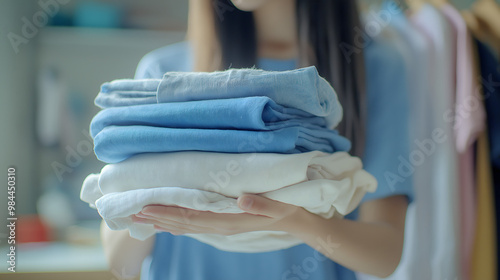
[135,56,164,79]
[361,40,414,203]
[134,41,192,79]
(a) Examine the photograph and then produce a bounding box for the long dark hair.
[211,0,366,157]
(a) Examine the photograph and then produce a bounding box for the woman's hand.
[131,194,307,236]
[130,194,408,277]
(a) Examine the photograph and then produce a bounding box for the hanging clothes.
[441,4,486,279]
[411,3,460,280]
[473,38,500,280]
[386,3,434,280]
[471,129,497,280]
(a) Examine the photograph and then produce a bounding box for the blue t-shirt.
[136,40,414,280]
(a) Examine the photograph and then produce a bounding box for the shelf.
[38,26,186,48]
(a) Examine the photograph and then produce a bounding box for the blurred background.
[0,0,496,279]
[0,0,187,279]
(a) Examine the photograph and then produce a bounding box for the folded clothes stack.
[80,66,377,252]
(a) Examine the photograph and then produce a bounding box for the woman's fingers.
[140,205,205,225]
[153,224,185,236]
[134,213,213,233]
[141,205,273,229]
[131,196,304,236]
[237,194,298,218]
[135,207,274,235]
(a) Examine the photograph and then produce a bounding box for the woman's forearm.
[288,199,407,278]
[130,194,408,277]
[100,221,155,279]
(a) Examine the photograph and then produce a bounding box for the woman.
[102,0,413,279]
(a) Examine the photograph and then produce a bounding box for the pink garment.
[441,4,486,280]
[441,4,485,152]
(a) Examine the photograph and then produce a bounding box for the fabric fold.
[90,96,326,138]
[95,66,343,129]
[96,151,368,196]
[95,79,159,108]
[80,151,377,252]
[93,125,351,163]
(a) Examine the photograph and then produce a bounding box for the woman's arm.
[134,194,408,278]
[290,195,408,278]
[100,221,155,279]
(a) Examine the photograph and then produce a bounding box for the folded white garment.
[81,151,377,252]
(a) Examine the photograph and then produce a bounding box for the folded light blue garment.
[90,96,327,138]
[95,66,343,129]
[93,125,351,163]
[96,79,159,107]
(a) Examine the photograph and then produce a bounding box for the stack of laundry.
[80,66,377,252]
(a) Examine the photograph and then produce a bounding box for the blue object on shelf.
[74,2,122,28]
[50,12,73,27]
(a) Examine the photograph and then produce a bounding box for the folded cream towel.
[81,151,377,252]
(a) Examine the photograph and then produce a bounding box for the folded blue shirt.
[90,96,328,138]
[93,125,351,163]
[95,66,343,129]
